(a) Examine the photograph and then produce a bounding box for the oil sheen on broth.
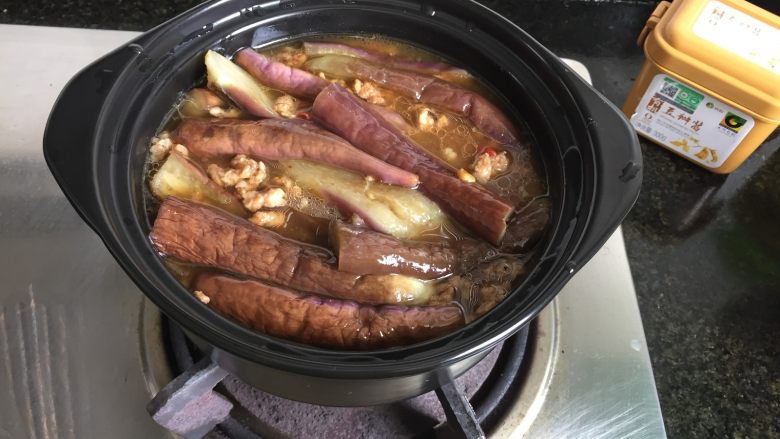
[143,36,550,350]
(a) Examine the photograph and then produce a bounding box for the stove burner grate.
[152,318,531,439]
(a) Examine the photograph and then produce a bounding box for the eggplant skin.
[334,222,490,280]
[150,197,432,305]
[194,273,465,350]
[173,118,419,188]
[234,49,328,100]
[303,42,469,77]
[312,84,513,245]
[305,55,516,144]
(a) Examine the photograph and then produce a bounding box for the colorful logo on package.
[720,112,747,133]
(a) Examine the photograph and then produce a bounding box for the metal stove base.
[158,318,530,439]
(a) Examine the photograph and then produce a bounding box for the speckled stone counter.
[2,1,779,437]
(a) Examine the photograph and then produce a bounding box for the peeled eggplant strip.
[149,152,245,216]
[173,118,419,188]
[304,41,469,78]
[150,197,433,305]
[205,50,279,118]
[312,84,513,245]
[194,273,464,350]
[372,103,413,132]
[179,88,243,119]
[333,222,490,280]
[306,55,517,144]
[280,159,447,240]
[235,49,328,99]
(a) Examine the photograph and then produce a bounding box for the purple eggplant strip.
[304,41,469,77]
[234,49,329,100]
[333,222,491,280]
[371,103,413,132]
[173,118,419,188]
[194,273,464,350]
[312,84,514,245]
[308,55,517,144]
[150,197,431,305]
[468,94,519,147]
[345,58,435,99]
[417,81,520,144]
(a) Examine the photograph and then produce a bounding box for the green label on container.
[630,74,755,169]
[658,77,704,113]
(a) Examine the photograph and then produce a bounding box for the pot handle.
[565,69,643,269]
[43,44,144,232]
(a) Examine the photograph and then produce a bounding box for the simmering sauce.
[143,36,550,350]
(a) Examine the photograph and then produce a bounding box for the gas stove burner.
[158,318,532,439]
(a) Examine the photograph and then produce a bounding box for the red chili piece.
[482,147,497,157]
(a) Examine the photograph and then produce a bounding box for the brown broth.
[144,36,550,342]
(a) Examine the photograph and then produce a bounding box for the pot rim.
[45,0,640,380]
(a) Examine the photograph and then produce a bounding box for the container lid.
[642,0,780,121]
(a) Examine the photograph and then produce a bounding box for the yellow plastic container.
[623,0,780,173]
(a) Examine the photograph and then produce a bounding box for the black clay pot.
[43,0,641,406]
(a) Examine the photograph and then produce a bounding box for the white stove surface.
[0,25,665,439]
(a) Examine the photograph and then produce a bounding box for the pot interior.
[95,0,593,377]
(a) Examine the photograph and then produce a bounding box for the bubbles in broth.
[142,35,550,350]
